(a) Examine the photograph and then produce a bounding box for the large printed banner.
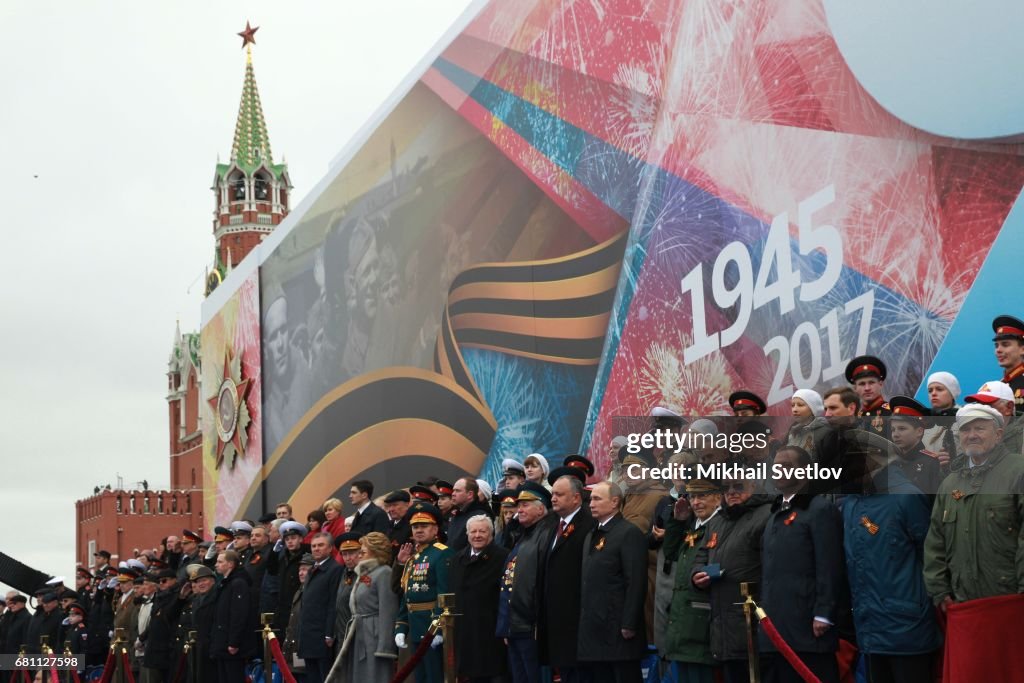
[201,271,263,523]
[204,0,1024,520]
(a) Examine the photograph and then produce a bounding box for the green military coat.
[924,446,1024,603]
[663,513,726,664]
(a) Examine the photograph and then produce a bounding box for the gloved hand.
[394,633,407,649]
[204,545,217,561]
[430,634,443,649]
[273,539,283,553]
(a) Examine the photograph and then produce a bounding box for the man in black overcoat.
[760,446,845,683]
[449,512,509,682]
[540,473,595,683]
[577,481,648,683]
[211,551,257,683]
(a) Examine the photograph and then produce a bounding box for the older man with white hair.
[450,514,509,682]
[964,380,1023,455]
[924,402,1024,679]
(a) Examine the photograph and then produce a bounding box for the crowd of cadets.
[1,314,1023,683]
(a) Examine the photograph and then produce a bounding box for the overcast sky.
[0,0,476,594]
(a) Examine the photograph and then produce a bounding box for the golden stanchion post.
[113,628,127,683]
[261,613,274,683]
[740,582,761,683]
[63,638,73,683]
[436,593,459,683]
[186,631,197,683]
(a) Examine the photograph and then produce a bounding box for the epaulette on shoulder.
[432,542,448,550]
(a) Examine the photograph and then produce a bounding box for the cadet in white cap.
[502,458,526,489]
[965,382,1023,455]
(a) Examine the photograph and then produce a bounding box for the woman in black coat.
[448,514,509,681]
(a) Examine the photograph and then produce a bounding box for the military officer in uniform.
[394,503,451,683]
[846,355,891,434]
[229,521,254,564]
[888,396,942,495]
[729,390,767,418]
[993,314,1024,415]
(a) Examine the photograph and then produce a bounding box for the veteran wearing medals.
[394,502,451,683]
[663,479,725,683]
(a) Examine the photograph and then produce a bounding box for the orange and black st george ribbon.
[242,231,626,517]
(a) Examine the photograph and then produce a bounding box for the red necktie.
[557,519,566,536]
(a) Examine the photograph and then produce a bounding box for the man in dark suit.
[578,481,648,683]
[541,473,595,683]
[1,594,30,655]
[298,532,342,683]
[449,513,509,682]
[348,479,391,537]
[211,551,257,683]
[760,446,845,683]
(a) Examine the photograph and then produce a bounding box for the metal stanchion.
[64,639,73,683]
[113,628,126,683]
[186,631,197,683]
[261,614,274,683]
[740,582,761,683]
[436,594,459,683]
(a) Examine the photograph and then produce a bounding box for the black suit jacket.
[759,493,844,654]
[540,506,596,666]
[577,514,648,663]
[449,543,509,678]
[297,559,342,660]
[349,503,391,537]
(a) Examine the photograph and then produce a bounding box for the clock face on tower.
[206,271,222,296]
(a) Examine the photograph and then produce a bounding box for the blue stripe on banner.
[431,55,948,434]
[915,189,1024,403]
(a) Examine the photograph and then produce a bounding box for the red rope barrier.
[97,651,116,683]
[170,651,187,683]
[389,622,440,683]
[758,615,822,683]
[70,669,81,683]
[48,666,58,683]
[119,652,136,683]
[21,669,31,683]
[267,636,298,683]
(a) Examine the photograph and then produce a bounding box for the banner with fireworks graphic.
[205,0,1024,516]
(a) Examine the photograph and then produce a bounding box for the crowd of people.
[1,314,1023,683]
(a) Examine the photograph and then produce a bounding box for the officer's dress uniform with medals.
[847,356,892,436]
[395,504,451,683]
[994,315,1024,415]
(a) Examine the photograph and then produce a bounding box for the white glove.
[204,545,217,561]
[394,633,407,649]
[430,634,443,649]
[273,540,283,552]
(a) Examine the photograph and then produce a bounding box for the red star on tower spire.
[237,21,259,49]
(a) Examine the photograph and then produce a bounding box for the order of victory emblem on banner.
[209,348,252,469]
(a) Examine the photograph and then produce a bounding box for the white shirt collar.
[357,501,371,514]
[562,507,581,525]
[694,507,719,529]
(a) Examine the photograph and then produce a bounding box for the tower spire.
[231,21,272,170]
